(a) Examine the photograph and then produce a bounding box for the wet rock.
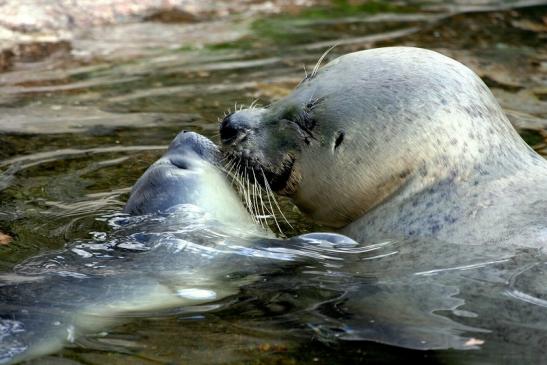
[0,231,13,245]
[71,20,249,60]
[506,110,547,132]
[143,8,198,23]
[0,0,320,71]
[511,14,547,32]
[14,41,71,62]
[0,49,14,72]
[0,104,197,134]
[0,0,320,33]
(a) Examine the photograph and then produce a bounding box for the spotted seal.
[124,130,254,228]
[219,46,547,247]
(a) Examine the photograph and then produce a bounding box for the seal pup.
[124,130,254,228]
[219,47,547,247]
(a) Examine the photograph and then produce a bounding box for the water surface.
[1,1,546,364]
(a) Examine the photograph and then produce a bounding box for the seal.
[125,130,219,215]
[219,46,547,247]
[124,130,254,227]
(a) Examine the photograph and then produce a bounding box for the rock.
[0,49,14,71]
[0,231,13,245]
[143,8,198,23]
[14,40,71,62]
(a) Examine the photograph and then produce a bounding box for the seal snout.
[220,112,254,145]
[219,114,238,144]
[167,131,219,165]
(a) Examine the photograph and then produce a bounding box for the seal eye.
[334,131,345,150]
[298,110,317,131]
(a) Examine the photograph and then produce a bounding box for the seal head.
[124,131,253,227]
[220,47,547,245]
[124,131,219,215]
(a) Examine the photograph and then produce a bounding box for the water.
[0,0,546,363]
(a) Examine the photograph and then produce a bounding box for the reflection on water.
[0,0,546,364]
[0,207,296,363]
[4,206,547,363]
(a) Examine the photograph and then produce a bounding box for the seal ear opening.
[334,131,345,150]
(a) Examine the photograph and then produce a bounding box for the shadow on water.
[0,0,546,363]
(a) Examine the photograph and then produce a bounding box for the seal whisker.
[251,172,266,229]
[311,43,338,79]
[234,160,246,190]
[250,172,259,224]
[249,99,259,110]
[252,168,269,224]
[237,178,258,227]
[250,167,275,220]
[237,169,257,224]
[243,168,259,225]
[261,168,292,232]
[227,160,245,192]
[246,167,261,227]
[230,160,247,200]
[219,155,234,171]
[235,163,253,222]
[254,171,271,227]
[219,155,232,164]
[247,169,261,225]
[250,171,260,220]
[260,168,283,235]
[222,158,237,177]
[225,161,238,185]
[228,167,254,217]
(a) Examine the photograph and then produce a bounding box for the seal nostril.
[220,116,239,144]
[220,124,238,144]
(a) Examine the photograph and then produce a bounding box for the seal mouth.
[223,151,296,195]
[261,155,296,194]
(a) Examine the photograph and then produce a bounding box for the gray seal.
[124,130,220,215]
[124,130,255,228]
[220,46,547,247]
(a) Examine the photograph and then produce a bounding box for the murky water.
[0,0,546,364]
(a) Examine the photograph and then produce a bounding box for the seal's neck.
[340,145,547,247]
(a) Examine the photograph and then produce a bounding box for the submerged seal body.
[220,47,547,247]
